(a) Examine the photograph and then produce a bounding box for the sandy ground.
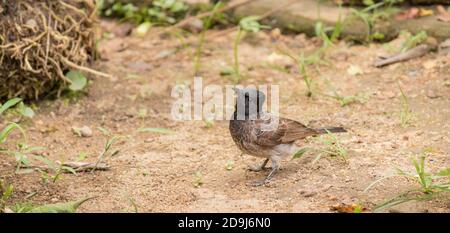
[1,20,449,213]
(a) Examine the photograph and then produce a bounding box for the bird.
[229,87,347,186]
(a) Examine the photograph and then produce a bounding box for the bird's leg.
[250,159,280,187]
[265,163,279,181]
[248,158,269,172]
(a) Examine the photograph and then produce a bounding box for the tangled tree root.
[0,0,106,101]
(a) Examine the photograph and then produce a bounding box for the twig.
[374,44,431,67]
[62,161,110,172]
[23,162,110,173]
[44,3,51,67]
[59,56,111,78]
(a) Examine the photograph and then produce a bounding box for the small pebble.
[182,18,203,33]
[144,138,154,143]
[80,126,93,137]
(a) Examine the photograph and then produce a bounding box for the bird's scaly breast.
[229,119,267,157]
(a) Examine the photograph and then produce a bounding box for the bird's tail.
[315,127,347,134]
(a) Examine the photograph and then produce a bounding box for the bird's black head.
[233,87,266,120]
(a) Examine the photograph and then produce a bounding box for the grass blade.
[28,197,94,213]
[364,175,397,193]
[0,98,22,115]
[292,147,309,160]
[0,123,26,143]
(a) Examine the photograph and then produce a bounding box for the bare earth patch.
[1,21,449,213]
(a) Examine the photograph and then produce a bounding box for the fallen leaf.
[66,71,87,91]
[134,22,152,37]
[18,102,35,118]
[440,39,450,49]
[436,5,450,22]
[225,160,234,171]
[331,203,367,213]
[419,8,434,17]
[193,171,203,188]
[395,8,419,21]
[39,125,58,134]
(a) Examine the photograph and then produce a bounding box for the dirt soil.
[1,20,449,213]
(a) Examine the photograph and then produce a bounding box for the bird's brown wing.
[279,118,318,143]
[252,115,317,147]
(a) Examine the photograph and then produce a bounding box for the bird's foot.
[247,165,269,172]
[247,158,270,172]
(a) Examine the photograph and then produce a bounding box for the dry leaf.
[395,8,420,21]
[436,5,450,22]
[419,8,434,17]
[39,125,58,134]
[331,203,367,213]
[440,39,450,49]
